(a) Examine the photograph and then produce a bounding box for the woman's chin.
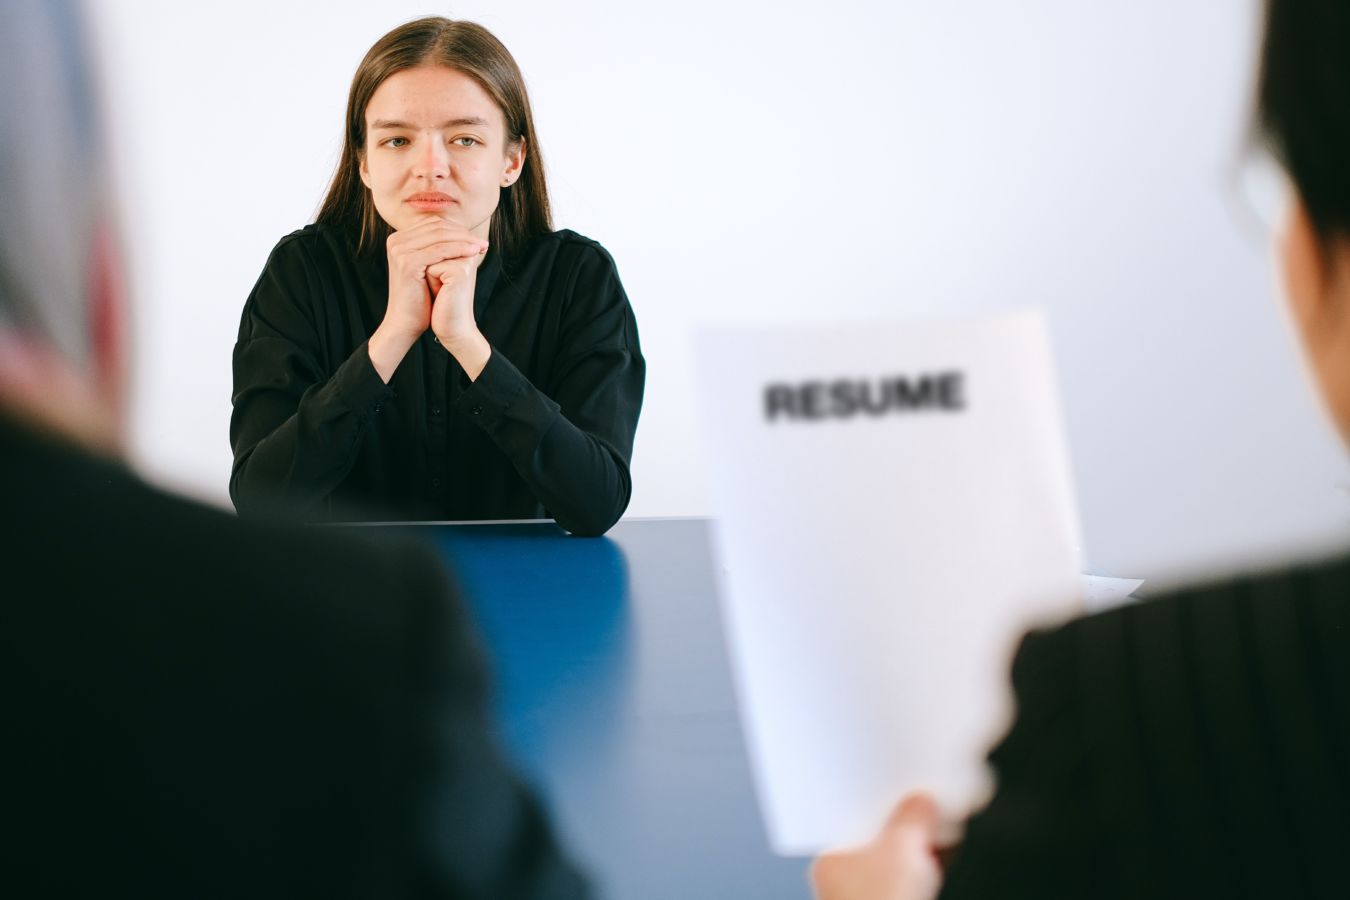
[384,209,467,232]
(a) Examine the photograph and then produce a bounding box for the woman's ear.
[502,138,526,187]
[359,153,371,190]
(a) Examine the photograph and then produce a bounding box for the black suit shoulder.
[3,417,586,898]
[942,555,1350,900]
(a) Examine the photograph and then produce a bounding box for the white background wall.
[92,0,1350,583]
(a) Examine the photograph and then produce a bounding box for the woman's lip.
[406,196,455,209]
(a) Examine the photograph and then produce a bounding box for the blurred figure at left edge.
[0,2,590,897]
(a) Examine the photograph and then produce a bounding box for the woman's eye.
[454,137,478,148]
[386,137,409,148]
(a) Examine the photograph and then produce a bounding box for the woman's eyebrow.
[370,117,490,130]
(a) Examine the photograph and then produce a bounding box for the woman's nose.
[415,137,450,179]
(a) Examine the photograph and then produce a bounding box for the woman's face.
[359,65,525,238]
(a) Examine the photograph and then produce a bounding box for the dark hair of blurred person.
[0,3,587,896]
[812,1,1350,897]
[1257,0,1350,452]
[1258,0,1350,253]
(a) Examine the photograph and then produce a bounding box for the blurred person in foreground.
[812,0,1350,897]
[0,3,587,896]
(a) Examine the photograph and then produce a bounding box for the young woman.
[230,18,643,535]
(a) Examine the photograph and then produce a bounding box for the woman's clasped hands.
[369,218,492,382]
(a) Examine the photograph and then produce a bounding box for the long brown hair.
[316,17,552,256]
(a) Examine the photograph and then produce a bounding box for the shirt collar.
[473,245,501,320]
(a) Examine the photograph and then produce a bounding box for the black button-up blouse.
[229,224,644,535]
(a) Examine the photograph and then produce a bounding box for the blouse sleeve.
[229,238,393,518]
[453,242,644,537]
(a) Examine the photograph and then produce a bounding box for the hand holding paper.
[811,793,944,900]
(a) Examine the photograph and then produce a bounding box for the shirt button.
[431,477,442,489]
[470,405,483,416]
[431,407,441,416]
[432,335,441,344]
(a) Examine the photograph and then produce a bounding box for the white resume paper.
[693,310,1085,855]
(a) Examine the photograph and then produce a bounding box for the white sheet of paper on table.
[693,310,1086,856]
[1081,574,1145,611]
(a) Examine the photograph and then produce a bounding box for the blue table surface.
[410,518,811,900]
